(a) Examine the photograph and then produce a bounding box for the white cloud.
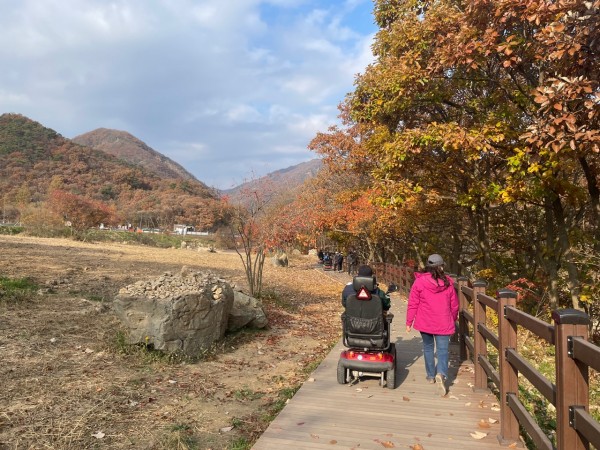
[287,113,332,136]
[0,0,376,188]
[0,89,28,104]
[226,104,263,123]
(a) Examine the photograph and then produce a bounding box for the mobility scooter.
[337,275,398,389]
[322,252,334,271]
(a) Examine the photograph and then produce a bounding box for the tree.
[222,179,277,297]
[48,189,114,237]
[305,0,599,314]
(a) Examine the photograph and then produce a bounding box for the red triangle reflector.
[356,286,372,300]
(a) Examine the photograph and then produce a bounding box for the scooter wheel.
[386,343,396,389]
[337,360,348,384]
[386,366,396,389]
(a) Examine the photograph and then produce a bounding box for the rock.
[272,252,288,267]
[113,270,234,357]
[179,266,192,277]
[227,291,268,332]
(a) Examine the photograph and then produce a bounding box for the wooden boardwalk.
[253,288,506,450]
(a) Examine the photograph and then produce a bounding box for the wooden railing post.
[552,309,591,450]
[497,288,520,445]
[448,274,458,343]
[472,280,488,391]
[401,266,413,296]
[456,276,470,361]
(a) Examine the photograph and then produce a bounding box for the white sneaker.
[435,374,447,396]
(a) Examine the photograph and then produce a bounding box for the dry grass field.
[0,235,344,449]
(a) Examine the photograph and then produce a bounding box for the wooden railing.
[457,278,600,449]
[371,262,414,296]
[372,264,600,449]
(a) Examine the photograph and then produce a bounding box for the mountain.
[0,112,322,229]
[222,158,322,200]
[72,128,197,181]
[0,113,219,228]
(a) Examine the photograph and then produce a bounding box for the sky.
[0,0,378,189]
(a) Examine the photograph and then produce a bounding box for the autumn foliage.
[0,114,224,232]
[48,190,115,234]
[294,0,600,325]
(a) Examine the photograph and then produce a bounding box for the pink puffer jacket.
[406,272,458,335]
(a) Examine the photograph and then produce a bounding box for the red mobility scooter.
[337,275,398,389]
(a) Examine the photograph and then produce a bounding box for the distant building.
[173,224,211,236]
[174,224,194,235]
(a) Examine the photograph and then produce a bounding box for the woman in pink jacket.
[406,254,458,396]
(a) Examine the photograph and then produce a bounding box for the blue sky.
[0,0,377,189]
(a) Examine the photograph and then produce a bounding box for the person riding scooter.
[341,265,391,312]
[337,264,397,388]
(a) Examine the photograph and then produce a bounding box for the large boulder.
[113,270,234,357]
[228,291,268,332]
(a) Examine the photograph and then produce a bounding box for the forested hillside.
[222,158,322,202]
[0,114,223,231]
[72,128,198,181]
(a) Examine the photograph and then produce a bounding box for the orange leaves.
[526,73,598,156]
[551,22,565,33]
[304,0,599,275]
[48,189,114,231]
[374,438,395,448]
[477,419,492,429]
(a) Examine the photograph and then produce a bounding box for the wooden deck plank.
[253,291,512,450]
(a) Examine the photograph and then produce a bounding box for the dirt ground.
[0,235,347,450]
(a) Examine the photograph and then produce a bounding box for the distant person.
[342,265,390,312]
[334,252,344,272]
[405,254,458,396]
[346,250,357,275]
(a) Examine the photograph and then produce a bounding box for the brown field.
[0,235,344,449]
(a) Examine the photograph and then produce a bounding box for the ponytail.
[422,265,450,288]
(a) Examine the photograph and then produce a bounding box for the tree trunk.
[412,242,426,270]
[474,204,492,269]
[540,197,560,311]
[551,196,581,310]
[365,235,376,264]
[579,156,600,250]
[450,220,463,275]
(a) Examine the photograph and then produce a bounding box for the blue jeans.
[420,332,450,379]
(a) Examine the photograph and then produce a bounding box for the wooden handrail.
[505,306,555,345]
[457,281,600,449]
[570,336,600,372]
[506,348,556,404]
[373,263,600,449]
[371,262,414,296]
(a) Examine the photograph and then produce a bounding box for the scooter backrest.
[352,276,375,292]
